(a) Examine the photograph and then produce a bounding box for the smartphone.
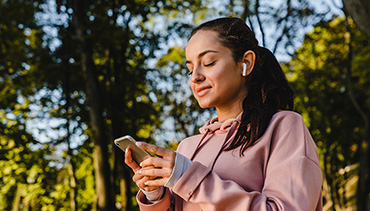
[114,135,151,164]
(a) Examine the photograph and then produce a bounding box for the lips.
[196,86,211,97]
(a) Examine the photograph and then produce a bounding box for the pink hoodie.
[137,111,323,210]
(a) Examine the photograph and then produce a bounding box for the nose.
[190,67,205,83]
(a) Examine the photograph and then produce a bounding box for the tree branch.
[255,0,265,47]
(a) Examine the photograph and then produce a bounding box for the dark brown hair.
[190,17,294,155]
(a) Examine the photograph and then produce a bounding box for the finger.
[133,171,156,183]
[139,168,173,178]
[132,167,156,182]
[124,147,140,172]
[132,172,144,183]
[143,177,168,187]
[136,176,160,191]
[143,186,159,192]
[140,156,175,169]
[136,142,175,158]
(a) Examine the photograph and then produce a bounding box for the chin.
[195,95,214,108]
[197,102,213,109]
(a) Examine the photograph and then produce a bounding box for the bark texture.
[343,0,370,38]
[71,0,115,210]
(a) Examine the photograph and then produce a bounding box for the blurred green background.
[0,0,369,210]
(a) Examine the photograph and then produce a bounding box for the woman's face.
[185,30,249,111]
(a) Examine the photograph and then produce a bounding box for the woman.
[125,17,323,210]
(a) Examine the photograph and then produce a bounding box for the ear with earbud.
[242,63,247,76]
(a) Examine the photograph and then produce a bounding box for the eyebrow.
[186,50,219,64]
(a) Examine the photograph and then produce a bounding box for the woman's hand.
[136,142,176,189]
[124,147,157,191]
[124,143,176,191]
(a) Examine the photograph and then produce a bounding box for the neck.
[216,107,243,122]
[216,93,246,122]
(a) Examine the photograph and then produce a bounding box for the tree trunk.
[68,163,78,211]
[342,0,370,39]
[344,17,369,211]
[107,45,134,210]
[71,1,115,210]
[65,60,78,211]
[11,185,22,211]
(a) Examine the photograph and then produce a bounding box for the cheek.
[212,69,230,86]
[217,64,240,82]
[190,83,196,96]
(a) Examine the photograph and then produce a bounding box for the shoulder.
[271,110,304,123]
[267,110,307,132]
[264,110,320,166]
[266,110,310,140]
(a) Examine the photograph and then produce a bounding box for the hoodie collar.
[199,112,242,134]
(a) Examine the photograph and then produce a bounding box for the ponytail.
[225,47,294,156]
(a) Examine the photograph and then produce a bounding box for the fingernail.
[136,142,142,146]
[125,148,128,153]
[144,181,149,186]
[139,162,143,167]
[137,170,142,175]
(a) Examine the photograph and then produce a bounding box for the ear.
[241,50,256,76]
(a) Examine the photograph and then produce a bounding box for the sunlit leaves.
[287,16,370,209]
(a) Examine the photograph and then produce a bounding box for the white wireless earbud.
[242,63,247,76]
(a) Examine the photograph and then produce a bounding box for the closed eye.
[204,61,216,67]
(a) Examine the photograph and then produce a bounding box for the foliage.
[1,0,369,210]
[2,0,205,210]
[285,16,370,210]
[0,0,57,210]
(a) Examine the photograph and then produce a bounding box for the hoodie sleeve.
[171,112,323,211]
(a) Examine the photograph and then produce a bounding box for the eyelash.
[187,61,216,75]
[204,61,215,67]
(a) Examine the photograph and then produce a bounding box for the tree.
[285,16,370,210]
[4,0,369,210]
[1,0,206,209]
[52,0,203,209]
[342,0,370,39]
[0,1,60,210]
